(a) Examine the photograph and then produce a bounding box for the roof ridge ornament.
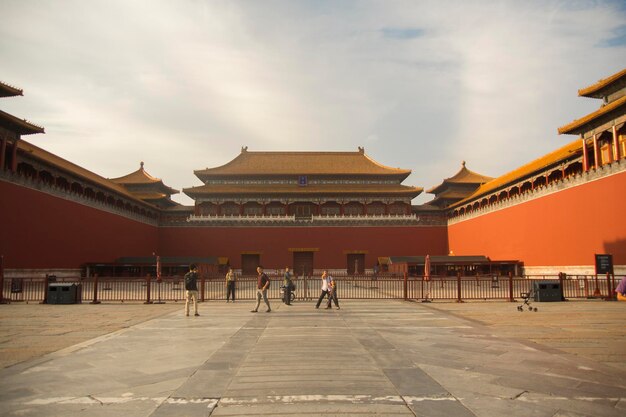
[241,146,248,153]
[358,146,364,154]
[140,161,144,169]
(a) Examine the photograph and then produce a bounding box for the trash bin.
[533,280,563,302]
[47,283,81,304]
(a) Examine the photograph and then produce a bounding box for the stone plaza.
[0,299,625,416]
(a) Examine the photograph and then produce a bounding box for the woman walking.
[315,270,331,309]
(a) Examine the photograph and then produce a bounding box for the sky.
[1,0,625,205]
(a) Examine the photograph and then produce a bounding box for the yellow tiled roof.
[110,162,179,195]
[194,149,412,180]
[184,183,423,198]
[426,162,492,194]
[557,95,626,135]
[17,140,154,206]
[110,162,162,184]
[578,68,626,97]
[0,81,23,97]
[450,139,583,208]
[0,109,45,135]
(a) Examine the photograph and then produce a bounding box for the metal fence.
[0,273,621,304]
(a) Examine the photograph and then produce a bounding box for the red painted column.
[613,126,621,161]
[582,138,589,172]
[593,134,600,169]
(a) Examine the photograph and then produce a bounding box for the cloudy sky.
[1,0,625,205]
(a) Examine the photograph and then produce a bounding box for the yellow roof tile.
[578,68,626,97]
[0,81,23,97]
[110,162,179,195]
[194,149,412,180]
[17,140,154,206]
[426,162,492,194]
[450,139,583,208]
[557,95,626,135]
[0,109,45,135]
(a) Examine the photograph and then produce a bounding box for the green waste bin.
[533,280,563,302]
[47,283,81,304]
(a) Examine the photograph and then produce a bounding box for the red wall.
[0,181,158,269]
[159,225,448,270]
[448,171,626,266]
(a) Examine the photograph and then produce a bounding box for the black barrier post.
[508,272,514,302]
[41,274,49,304]
[90,274,101,304]
[403,272,408,300]
[593,274,601,297]
[144,275,153,304]
[456,272,464,303]
[559,272,566,301]
[605,272,616,301]
[200,276,206,302]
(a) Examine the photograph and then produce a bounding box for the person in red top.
[251,265,272,313]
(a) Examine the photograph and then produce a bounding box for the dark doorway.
[241,254,260,275]
[293,251,314,277]
[347,254,365,275]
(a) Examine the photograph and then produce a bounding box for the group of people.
[251,266,340,312]
[182,264,341,316]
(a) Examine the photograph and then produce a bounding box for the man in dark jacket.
[251,265,271,313]
[184,263,200,317]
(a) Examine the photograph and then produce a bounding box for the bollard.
[41,274,50,304]
[593,275,601,297]
[456,272,464,303]
[144,275,153,304]
[605,272,616,301]
[403,272,408,300]
[90,274,101,304]
[200,277,205,302]
[558,272,566,301]
[508,272,514,302]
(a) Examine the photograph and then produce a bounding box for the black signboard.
[595,254,613,275]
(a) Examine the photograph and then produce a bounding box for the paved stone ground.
[423,300,626,371]
[0,299,625,416]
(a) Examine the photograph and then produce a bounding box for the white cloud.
[1,0,624,205]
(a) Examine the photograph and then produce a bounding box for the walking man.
[225,267,236,302]
[251,265,271,313]
[184,263,200,317]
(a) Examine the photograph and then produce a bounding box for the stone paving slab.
[0,300,624,416]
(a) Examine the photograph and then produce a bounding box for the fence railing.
[1,273,620,304]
